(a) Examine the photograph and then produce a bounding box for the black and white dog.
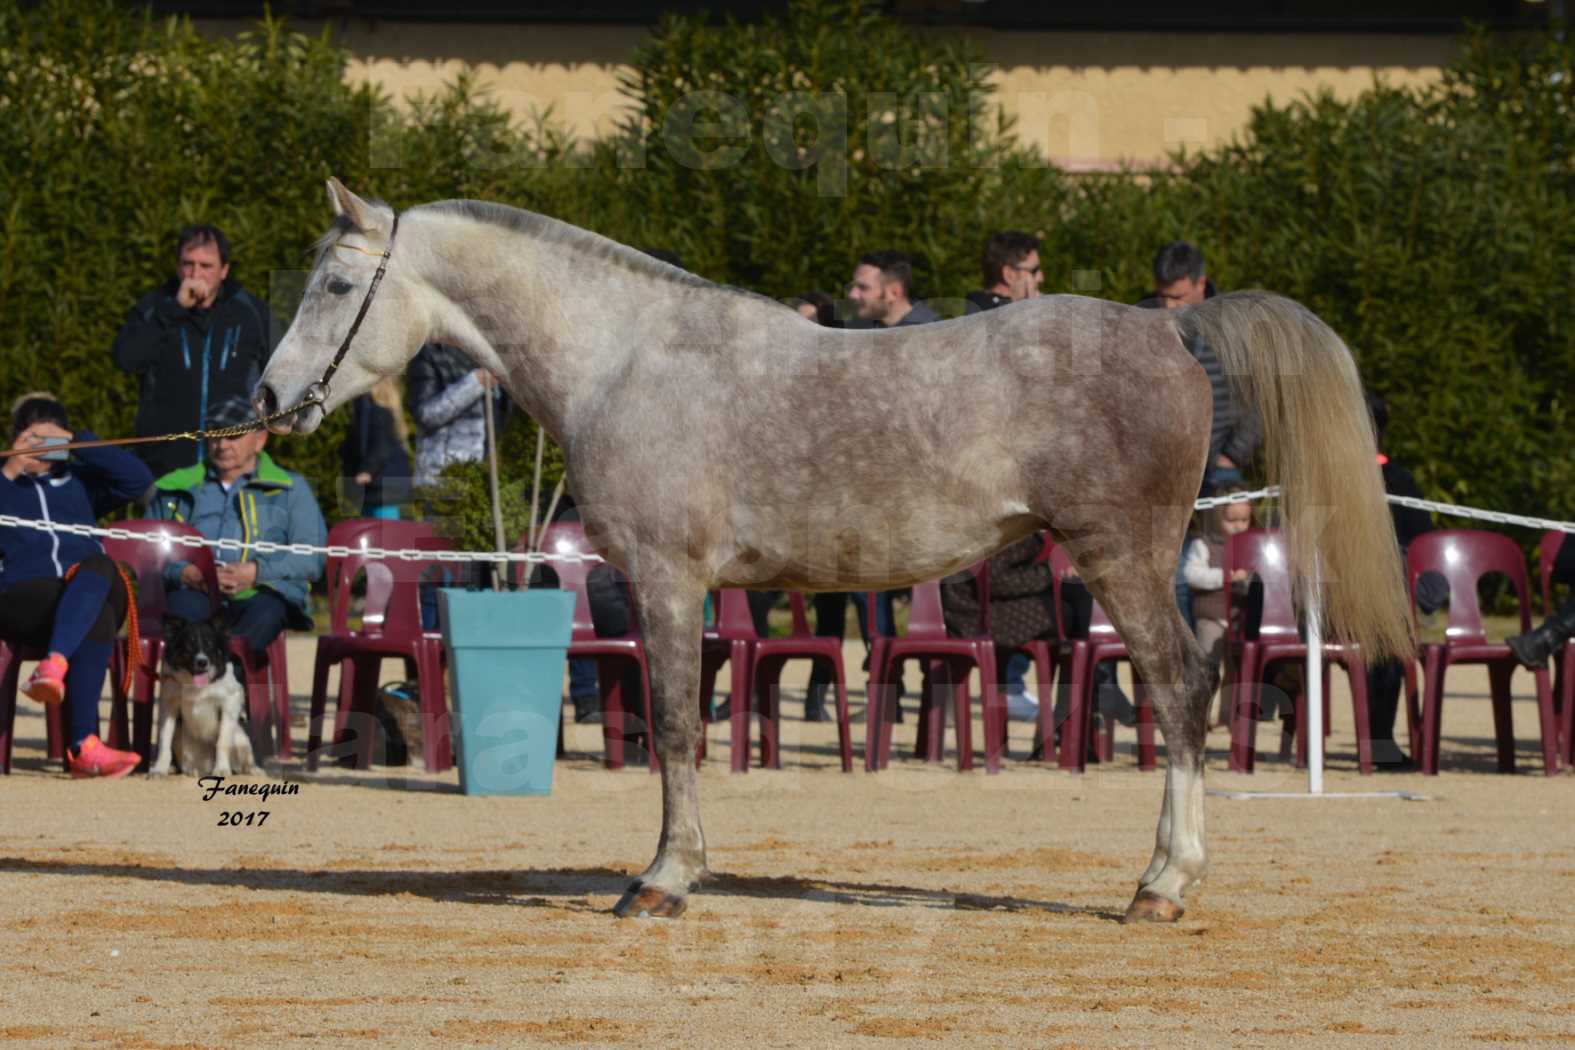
[149,615,260,777]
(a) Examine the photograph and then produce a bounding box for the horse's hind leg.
[613,569,710,919]
[1065,527,1215,923]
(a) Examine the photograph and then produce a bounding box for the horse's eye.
[326,276,354,296]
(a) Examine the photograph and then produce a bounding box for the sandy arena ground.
[2,637,1572,1049]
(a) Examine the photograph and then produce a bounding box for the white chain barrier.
[0,490,1567,565]
[0,513,602,565]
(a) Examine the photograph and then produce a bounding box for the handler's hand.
[179,563,207,592]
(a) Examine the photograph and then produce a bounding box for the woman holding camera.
[0,395,152,777]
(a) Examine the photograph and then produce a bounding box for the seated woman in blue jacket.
[0,395,153,777]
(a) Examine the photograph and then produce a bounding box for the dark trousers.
[1366,657,1406,755]
[166,586,290,657]
[0,553,128,748]
[806,591,899,709]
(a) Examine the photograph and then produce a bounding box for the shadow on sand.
[0,856,1125,921]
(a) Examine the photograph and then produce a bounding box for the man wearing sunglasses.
[965,231,1043,313]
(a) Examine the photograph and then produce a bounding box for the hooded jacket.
[0,436,153,588]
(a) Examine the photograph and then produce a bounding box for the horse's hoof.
[1123,890,1184,924]
[612,881,689,920]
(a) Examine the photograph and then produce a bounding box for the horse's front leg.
[613,575,709,919]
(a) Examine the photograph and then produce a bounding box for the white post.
[1305,556,1324,795]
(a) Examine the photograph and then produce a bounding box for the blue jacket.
[145,452,326,627]
[0,435,154,588]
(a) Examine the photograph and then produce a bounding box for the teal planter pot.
[438,588,575,796]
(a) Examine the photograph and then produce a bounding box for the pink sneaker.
[23,653,68,705]
[68,734,140,779]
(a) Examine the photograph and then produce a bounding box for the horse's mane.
[423,198,743,299]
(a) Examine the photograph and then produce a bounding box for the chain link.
[1193,486,1280,510]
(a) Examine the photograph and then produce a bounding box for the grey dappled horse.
[257,179,1411,923]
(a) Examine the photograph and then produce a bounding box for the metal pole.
[1306,555,1324,795]
[482,377,506,592]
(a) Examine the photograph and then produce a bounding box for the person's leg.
[1365,657,1407,764]
[164,586,214,624]
[65,639,114,750]
[875,592,896,638]
[1173,552,1195,634]
[226,590,290,660]
[1003,649,1039,721]
[805,593,848,721]
[1005,651,1030,694]
[0,579,66,651]
[25,555,123,706]
[44,564,112,658]
[569,658,600,723]
[61,561,137,775]
[1193,618,1227,725]
[1507,596,1575,669]
[746,590,780,638]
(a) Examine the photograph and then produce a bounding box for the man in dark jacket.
[1138,241,1261,490]
[964,231,1043,314]
[1139,241,1261,631]
[111,225,281,480]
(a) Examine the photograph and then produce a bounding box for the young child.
[1183,499,1254,725]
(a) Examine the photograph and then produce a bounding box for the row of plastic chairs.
[2,519,1566,779]
[1223,527,1570,776]
[584,526,1572,779]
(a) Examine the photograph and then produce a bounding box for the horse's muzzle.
[252,384,296,435]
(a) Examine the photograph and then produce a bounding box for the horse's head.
[255,178,427,435]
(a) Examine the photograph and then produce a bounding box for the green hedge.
[3,0,1571,553]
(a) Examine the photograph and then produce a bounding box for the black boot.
[804,683,828,722]
[1506,602,1575,669]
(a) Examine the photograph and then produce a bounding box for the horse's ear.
[326,177,379,233]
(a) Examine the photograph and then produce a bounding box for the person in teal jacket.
[145,397,326,660]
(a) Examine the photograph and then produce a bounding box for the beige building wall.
[200,20,1458,170]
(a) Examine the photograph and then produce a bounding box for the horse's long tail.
[1180,290,1413,661]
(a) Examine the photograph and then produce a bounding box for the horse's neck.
[412,210,693,445]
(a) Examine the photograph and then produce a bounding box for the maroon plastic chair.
[1409,530,1557,775]
[102,522,293,763]
[866,577,1002,773]
[1049,546,1155,773]
[748,593,854,773]
[698,590,759,773]
[1222,528,1376,774]
[308,541,456,772]
[0,640,65,773]
[1537,530,1575,766]
[324,520,437,709]
[531,523,654,771]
